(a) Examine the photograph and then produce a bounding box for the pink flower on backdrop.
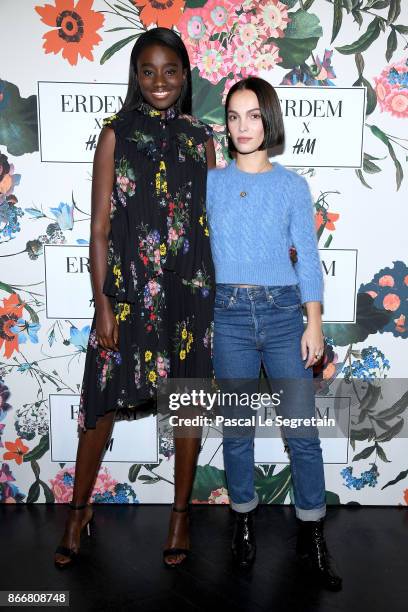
[208,487,230,504]
[194,41,231,84]
[253,0,290,38]
[204,0,241,36]
[50,465,118,502]
[177,8,207,47]
[50,466,76,503]
[374,58,408,118]
[93,467,117,495]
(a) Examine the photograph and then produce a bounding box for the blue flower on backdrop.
[10,319,40,344]
[49,202,74,230]
[69,325,90,352]
[280,50,336,86]
[342,346,390,383]
[92,483,139,504]
[340,464,379,490]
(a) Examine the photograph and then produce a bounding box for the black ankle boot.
[231,509,256,569]
[296,517,342,591]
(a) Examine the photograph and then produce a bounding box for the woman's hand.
[96,303,119,352]
[301,323,324,369]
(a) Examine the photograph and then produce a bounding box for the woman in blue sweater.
[206,77,341,590]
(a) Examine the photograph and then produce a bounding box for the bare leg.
[164,414,202,566]
[54,410,116,565]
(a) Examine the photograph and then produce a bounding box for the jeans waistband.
[216,284,299,300]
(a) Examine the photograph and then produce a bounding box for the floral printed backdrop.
[1,0,408,506]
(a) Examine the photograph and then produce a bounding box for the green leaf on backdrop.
[352,8,363,28]
[325,491,340,505]
[255,464,292,504]
[386,28,398,62]
[352,444,376,461]
[331,0,343,43]
[100,33,140,65]
[128,464,142,482]
[191,464,227,501]
[336,17,381,54]
[381,468,408,490]
[375,418,404,442]
[267,9,322,69]
[192,68,226,125]
[355,168,372,189]
[23,435,49,463]
[363,156,382,173]
[39,480,55,503]
[369,1,391,9]
[353,74,377,115]
[323,293,392,346]
[394,24,408,34]
[376,445,391,463]
[185,0,207,8]
[376,391,408,420]
[302,0,316,10]
[0,80,38,156]
[27,481,40,504]
[369,124,403,190]
[387,0,401,25]
[281,0,298,8]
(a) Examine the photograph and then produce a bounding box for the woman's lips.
[237,137,252,143]
[151,91,170,99]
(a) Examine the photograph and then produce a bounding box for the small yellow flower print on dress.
[159,243,167,256]
[145,350,152,362]
[174,318,195,361]
[115,302,131,323]
[113,264,122,289]
[102,114,118,127]
[148,370,157,382]
[155,160,167,195]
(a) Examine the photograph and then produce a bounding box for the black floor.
[1,504,407,611]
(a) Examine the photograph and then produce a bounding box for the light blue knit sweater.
[206,159,324,304]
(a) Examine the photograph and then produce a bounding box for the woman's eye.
[166,69,176,76]
[228,115,237,121]
[251,113,261,119]
[143,70,153,76]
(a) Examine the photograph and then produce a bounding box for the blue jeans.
[213,284,326,521]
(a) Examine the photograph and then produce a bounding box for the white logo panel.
[49,394,158,463]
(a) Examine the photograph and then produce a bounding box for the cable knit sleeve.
[288,174,324,305]
[206,169,215,216]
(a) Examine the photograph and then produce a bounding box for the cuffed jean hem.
[230,492,259,513]
[295,504,326,521]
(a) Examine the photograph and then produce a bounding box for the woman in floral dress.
[54,27,215,569]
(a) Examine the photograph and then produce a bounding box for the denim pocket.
[269,285,301,310]
[214,286,236,309]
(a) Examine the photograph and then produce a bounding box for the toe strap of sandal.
[163,548,189,556]
[55,545,78,558]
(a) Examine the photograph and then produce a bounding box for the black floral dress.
[78,102,214,430]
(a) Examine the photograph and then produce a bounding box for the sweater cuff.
[298,280,324,305]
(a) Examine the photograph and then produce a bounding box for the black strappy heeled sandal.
[54,502,94,569]
[163,505,190,568]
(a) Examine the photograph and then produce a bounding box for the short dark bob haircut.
[225,77,285,153]
[121,27,192,114]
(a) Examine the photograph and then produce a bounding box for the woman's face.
[227,89,265,154]
[136,43,186,110]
